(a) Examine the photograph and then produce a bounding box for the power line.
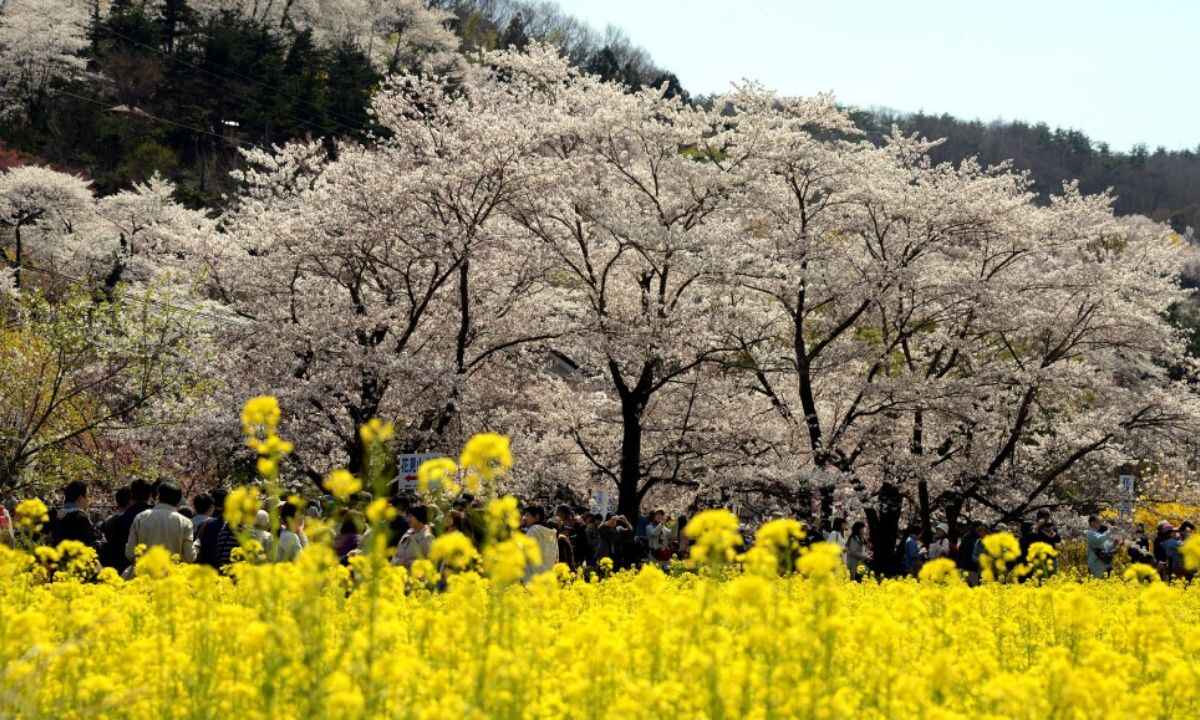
[52,87,271,154]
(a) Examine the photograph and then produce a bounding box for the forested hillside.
[0,0,681,206]
[852,109,1200,235]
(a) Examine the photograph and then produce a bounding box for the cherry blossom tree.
[0,0,89,123]
[199,58,568,487]
[158,43,1200,529]
[0,166,93,290]
[192,0,460,74]
[481,48,774,520]
[0,163,225,493]
[721,84,1200,561]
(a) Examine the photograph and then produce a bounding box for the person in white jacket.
[521,505,558,578]
[274,503,308,562]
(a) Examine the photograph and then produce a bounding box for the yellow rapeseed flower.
[358,418,395,445]
[241,395,281,437]
[459,432,512,488]
[1122,563,1160,584]
[365,498,396,525]
[15,498,49,530]
[483,534,540,585]
[323,469,361,501]
[918,557,961,585]
[685,509,742,566]
[416,457,458,495]
[1182,535,1200,572]
[739,546,779,577]
[755,518,805,551]
[485,495,521,542]
[982,532,1021,562]
[796,542,845,579]
[134,546,173,579]
[4,399,1198,719]
[980,531,1023,582]
[430,531,479,571]
[224,486,261,528]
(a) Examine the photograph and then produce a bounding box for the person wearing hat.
[1030,509,1061,548]
[928,523,951,559]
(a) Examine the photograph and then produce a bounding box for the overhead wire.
[52,86,272,154]
[93,24,375,140]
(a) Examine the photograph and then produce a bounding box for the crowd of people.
[0,479,693,578]
[1,479,1195,583]
[820,510,1196,583]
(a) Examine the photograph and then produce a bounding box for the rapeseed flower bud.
[1122,563,1160,584]
[15,498,49,530]
[416,457,458,495]
[685,509,741,567]
[358,418,394,445]
[459,432,512,489]
[365,498,396,525]
[430,531,479,571]
[323,469,361,501]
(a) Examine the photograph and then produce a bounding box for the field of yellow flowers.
[1,534,1199,720]
[4,401,1200,720]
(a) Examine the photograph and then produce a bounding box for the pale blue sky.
[555,0,1195,152]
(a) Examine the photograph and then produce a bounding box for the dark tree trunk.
[918,479,932,545]
[818,483,834,528]
[944,486,964,549]
[13,225,21,290]
[616,393,644,523]
[161,0,183,53]
[866,482,903,577]
[346,371,385,476]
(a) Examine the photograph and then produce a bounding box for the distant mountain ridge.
[1,0,1195,234]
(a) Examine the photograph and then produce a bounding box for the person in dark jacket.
[1030,510,1061,548]
[600,514,637,569]
[100,480,152,572]
[98,486,131,565]
[1153,521,1174,569]
[899,524,923,576]
[556,505,592,570]
[955,522,981,571]
[51,480,99,548]
[191,493,214,539]
[196,487,239,569]
[333,514,361,563]
[1128,527,1155,566]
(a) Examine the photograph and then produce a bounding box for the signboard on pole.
[396,453,438,491]
[1118,474,1136,518]
[590,490,610,518]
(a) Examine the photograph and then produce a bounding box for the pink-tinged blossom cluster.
[5,42,1200,522]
